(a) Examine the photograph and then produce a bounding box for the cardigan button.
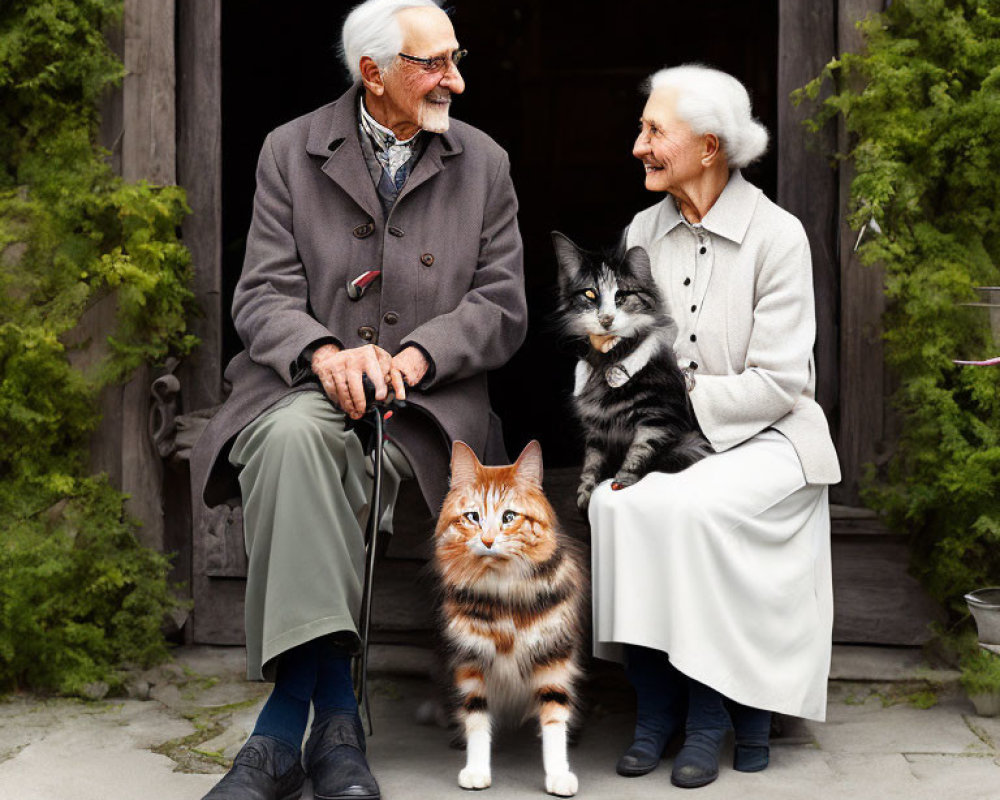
[388,226,405,237]
[352,222,374,238]
[690,334,697,342]
[699,246,707,254]
[420,253,435,267]
[358,325,377,343]
[689,360,699,370]
[383,312,399,325]
[683,277,691,286]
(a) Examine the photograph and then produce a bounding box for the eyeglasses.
[397,48,467,74]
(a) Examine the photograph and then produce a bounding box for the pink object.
[953,356,1000,366]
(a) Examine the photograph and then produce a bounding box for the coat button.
[353,222,374,238]
[383,312,399,325]
[388,226,405,237]
[683,277,691,286]
[358,325,376,342]
[689,360,699,370]
[690,334,697,342]
[420,253,435,267]
[699,246,707,254]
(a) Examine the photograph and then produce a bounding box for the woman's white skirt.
[588,429,832,721]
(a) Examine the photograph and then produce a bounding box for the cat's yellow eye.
[501,510,517,525]
[584,289,597,302]
[464,511,480,525]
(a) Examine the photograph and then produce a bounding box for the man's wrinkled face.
[383,7,465,134]
[632,87,706,193]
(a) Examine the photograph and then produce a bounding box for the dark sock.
[730,701,770,772]
[623,644,688,759]
[671,679,732,788]
[252,639,322,751]
[312,637,358,718]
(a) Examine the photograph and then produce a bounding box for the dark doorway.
[221,1,779,467]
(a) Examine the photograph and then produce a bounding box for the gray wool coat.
[190,83,527,514]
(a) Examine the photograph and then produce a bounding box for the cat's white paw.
[605,365,629,388]
[545,770,578,797]
[459,767,492,790]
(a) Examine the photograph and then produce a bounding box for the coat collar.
[648,169,761,245]
[305,83,464,219]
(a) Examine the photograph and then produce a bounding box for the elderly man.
[193,1,526,798]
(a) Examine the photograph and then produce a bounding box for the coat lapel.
[306,84,382,221]
[395,129,463,206]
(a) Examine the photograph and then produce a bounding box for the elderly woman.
[588,64,841,789]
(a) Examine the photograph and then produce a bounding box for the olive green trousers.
[229,390,413,681]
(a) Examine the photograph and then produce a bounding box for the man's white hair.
[645,64,769,169]
[340,0,442,82]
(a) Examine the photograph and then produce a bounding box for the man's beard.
[418,93,452,133]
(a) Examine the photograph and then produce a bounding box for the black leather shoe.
[670,730,727,789]
[733,743,769,772]
[202,734,305,800]
[616,743,663,776]
[305,711,380,800]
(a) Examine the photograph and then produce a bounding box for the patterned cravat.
[359,99,418,188]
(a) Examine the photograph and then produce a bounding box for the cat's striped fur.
[552,231,709,512]
[433,440,586,797]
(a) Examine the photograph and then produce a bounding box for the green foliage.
[938,628,1000,696]
[797,0,1000,615]
[0,481,178,695]
[960,646,1000,696]
[0,1,196,694]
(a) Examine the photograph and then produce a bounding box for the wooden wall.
[834,0,893,508]
[96,0,223,610]
[777,0,838,422]
[94,0,176,554]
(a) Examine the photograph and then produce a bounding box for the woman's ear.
[701,132,722,167]
[360,56,384,96]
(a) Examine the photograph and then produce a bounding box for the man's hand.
[392,346,430,391]
[311,343,406,419]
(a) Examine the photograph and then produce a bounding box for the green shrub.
[960,645,1000,697]
[0,481,178,695]
[797,0,1000,616]
[0,0,196,694]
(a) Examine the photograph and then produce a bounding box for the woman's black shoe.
[670,729,726,789]
[671,678,732,789]
[617,645,687,777]
[202,734,305,800]
[730,704,771,772]
[733,743,769,772]
[615,743,664,777]
[305,711,380,800]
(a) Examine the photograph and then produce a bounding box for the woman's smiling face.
[632,87,707,194]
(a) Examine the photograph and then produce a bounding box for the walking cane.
[350,376,404,736]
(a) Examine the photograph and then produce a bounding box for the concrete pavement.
[1,645,999,800]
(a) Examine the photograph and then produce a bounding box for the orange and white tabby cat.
[433,440,586,797]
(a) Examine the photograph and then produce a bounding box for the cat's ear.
[450,440,481,488]
[551,231,584,290]
[623,245,653,281]
[513,440,544,487]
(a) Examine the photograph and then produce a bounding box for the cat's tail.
[658,430,713,472]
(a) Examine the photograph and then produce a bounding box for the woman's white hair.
[645,64,769,169]
[340,0,442,82]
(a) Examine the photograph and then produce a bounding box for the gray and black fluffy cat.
[552,231,709,512]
